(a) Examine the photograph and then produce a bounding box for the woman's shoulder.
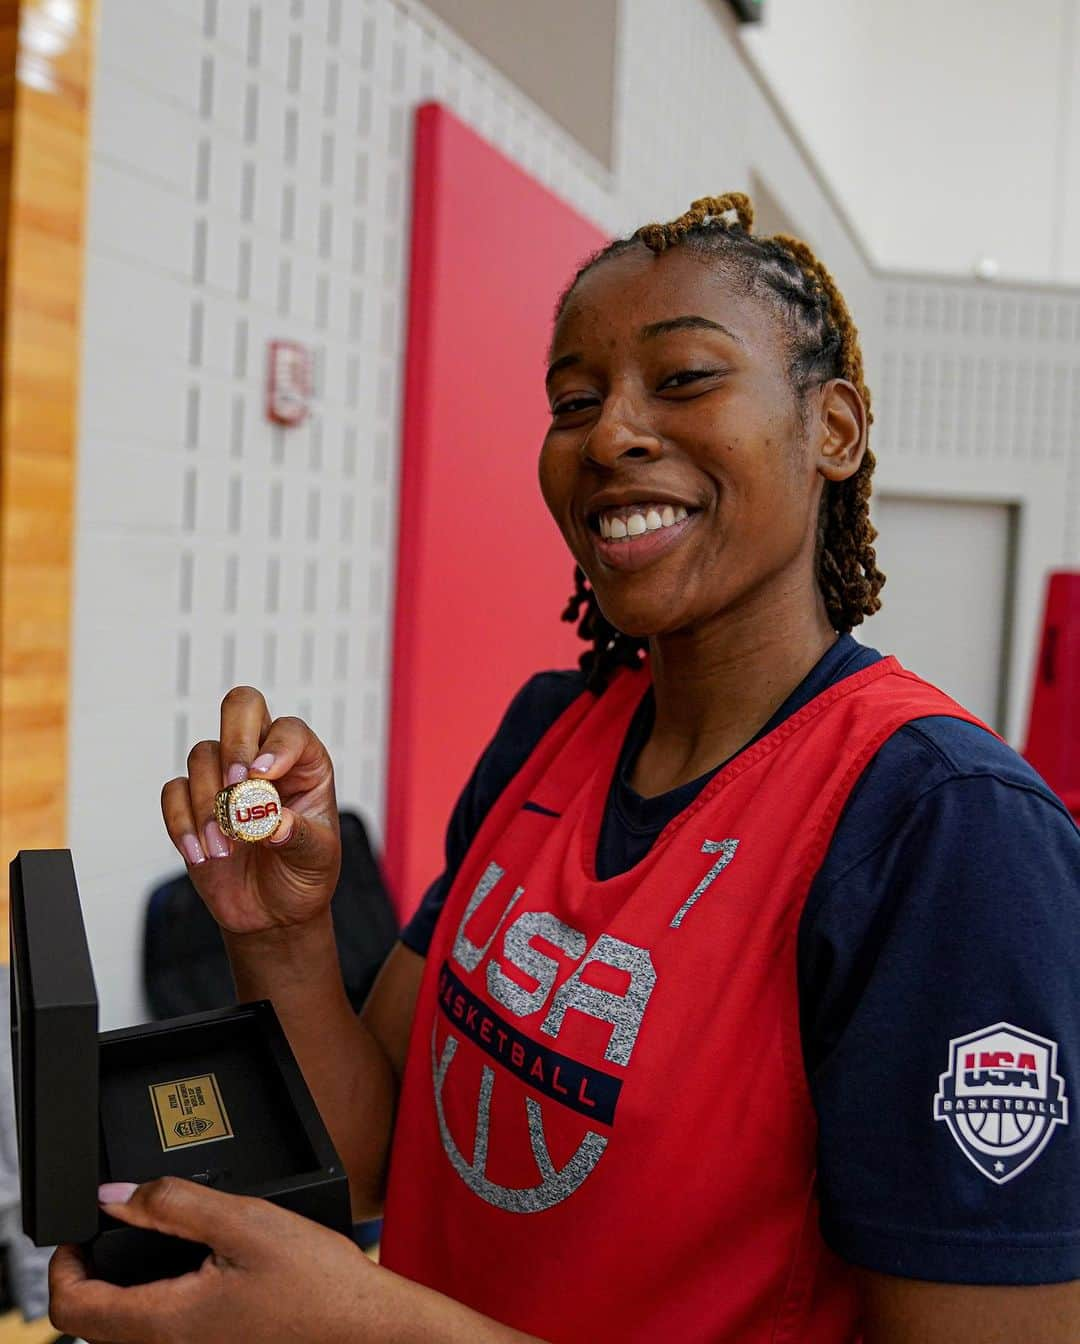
[885,713,1058,793]
[504,667,590,717]
[474,668,591,795]
[849,641,1064,806]
[493,667,591,753]
[822,712,1077,896]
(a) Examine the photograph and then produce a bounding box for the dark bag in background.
[143,811,399,1019]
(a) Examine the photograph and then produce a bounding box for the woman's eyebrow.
[638,314,745,345]
[545,352,582,385]
[545,314,744,385]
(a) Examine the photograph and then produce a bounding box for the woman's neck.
[630,587,838,798]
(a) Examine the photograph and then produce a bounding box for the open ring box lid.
[10,849,99,1245]
[10,850,351,1278]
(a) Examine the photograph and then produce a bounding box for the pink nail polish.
[226,762,248,786]
[204,821,231,859]
[98,1182,138,1205]
[181,834,205,866]
[251,753,275,773]
[267,812,294,846]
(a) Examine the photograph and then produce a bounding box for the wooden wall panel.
[0,0,95,928]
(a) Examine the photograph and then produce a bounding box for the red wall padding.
[384,103,608,915]
[1024,570,1080,819]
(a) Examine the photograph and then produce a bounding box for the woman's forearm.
[367,1264,547,1344]
[224,912,397,1218]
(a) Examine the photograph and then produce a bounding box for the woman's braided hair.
[556,191,885,692]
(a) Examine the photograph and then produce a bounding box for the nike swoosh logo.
[522,801,561,819]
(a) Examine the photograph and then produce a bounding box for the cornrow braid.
[554,192,885,693]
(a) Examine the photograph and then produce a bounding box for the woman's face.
[539,244,862,640]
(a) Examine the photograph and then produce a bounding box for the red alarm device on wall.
[1024,570,1080,820]
[266,340,312,427]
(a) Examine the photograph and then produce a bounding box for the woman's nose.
[580,398,663,468]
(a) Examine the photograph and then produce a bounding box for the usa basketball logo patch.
[933,1023,1068,1184]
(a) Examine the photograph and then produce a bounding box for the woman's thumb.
[98,1178,259,1261]
[264,805,337,870]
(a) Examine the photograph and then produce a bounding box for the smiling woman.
[545,193,884,688]
[382,193,1080,1341]
[50,193,1080,1344]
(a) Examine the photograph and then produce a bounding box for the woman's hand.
[161,686,341,936]
[50,1180,545,1344]
[49,1179,378,1344]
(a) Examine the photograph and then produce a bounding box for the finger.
[186,739,230,861]
[51,1240,207,1344]
[266,803,298,848]
[49,1241,91,1298]
[100,1178,263,1264]
[247,716,334,795]
[50,1272,133,1342]
[50,1243,162,1344]
[263,805,339,883]
[219,685,273,787]
[161,777,205,868]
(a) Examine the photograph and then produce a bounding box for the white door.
[861,495,1016,732]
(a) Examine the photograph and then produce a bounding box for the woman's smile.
[587,504,698,571]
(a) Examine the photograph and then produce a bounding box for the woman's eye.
[661,368,721,390]
[551,396,596,416]
[551,369,722,416]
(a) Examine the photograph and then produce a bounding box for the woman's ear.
[815,379,867,483]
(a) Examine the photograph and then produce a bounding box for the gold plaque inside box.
[149,1073,233,1151]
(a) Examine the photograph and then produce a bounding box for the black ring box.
[10,850,352,1284]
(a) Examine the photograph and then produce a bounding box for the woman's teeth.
[597,504,688,541]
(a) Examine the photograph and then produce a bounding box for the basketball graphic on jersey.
[933,1023,1069,1183]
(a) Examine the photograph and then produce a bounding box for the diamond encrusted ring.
[214,778,283,843]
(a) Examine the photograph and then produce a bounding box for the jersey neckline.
[579,655,903,885]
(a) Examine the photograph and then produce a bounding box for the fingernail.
[98,1182,138,1205]
[204,821,231,859]
[180,833,206,866]
[251,753,275,773]
[225,762,248,786]
[267,812,294,846]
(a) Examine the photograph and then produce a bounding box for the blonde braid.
[635,193,755,252]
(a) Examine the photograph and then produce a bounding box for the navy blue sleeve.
[400,670,587,957]
[800,718,1080,1284]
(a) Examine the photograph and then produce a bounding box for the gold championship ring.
[214,778,283,843]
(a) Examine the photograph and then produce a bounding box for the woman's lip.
[588,513,696,571]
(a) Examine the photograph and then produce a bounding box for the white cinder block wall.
[70,0,1080,1027]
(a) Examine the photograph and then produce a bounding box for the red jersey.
[382,658,985,1341]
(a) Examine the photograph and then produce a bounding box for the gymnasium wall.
[68,0,1080,1026]
[741,0,1080,285]
[872,276,1080,742]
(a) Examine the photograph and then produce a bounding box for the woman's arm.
[859,1271,1080,1343]
[225,930,425,1219]
[50,1178,546,1343]
[161,685,428,1221]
